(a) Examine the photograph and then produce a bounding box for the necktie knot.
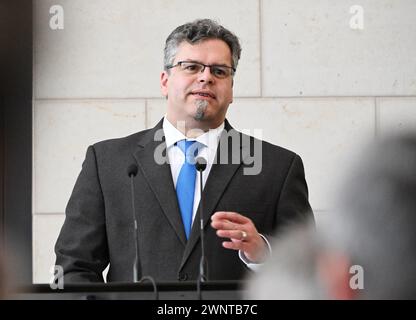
[176,140,201,164]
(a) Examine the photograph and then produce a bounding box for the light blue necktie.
[176,140,200,240]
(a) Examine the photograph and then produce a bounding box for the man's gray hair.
[164,19,242,72]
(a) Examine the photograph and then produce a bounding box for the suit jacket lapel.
[133,119,187,246]
[180,120,244,270]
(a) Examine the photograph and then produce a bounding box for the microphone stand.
[128,169,140,284]
[128,165,158,300]
[195,158,207,300]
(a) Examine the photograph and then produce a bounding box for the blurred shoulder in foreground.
[246,133,416,299]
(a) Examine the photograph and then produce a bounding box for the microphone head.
[195,157,207,172]
[127,163,138,177]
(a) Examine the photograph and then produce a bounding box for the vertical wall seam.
[258,0,263,97]
[144,99,148,129]
[374,97,379,140]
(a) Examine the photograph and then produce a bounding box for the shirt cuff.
[238,234,272,271]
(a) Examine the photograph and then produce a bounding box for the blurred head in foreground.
[0,251,7,299]
[247,133,416,299]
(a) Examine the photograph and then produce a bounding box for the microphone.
[195,157,207,299]
[195,158,207,172]
[127,163,158,299]
[127,164,138,178]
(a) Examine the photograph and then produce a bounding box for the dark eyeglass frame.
[166,61,236,79]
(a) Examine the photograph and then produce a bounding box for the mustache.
[187,87,216,98]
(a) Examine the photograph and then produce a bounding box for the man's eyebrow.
[180,59,201,63]
[181,59,232,67]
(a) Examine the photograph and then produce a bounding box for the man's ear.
[317,251,359,300]
[230,78,234,104]
[160,71,169,97]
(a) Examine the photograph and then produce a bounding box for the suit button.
[177,273,188,281]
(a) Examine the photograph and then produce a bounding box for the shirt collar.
[163,116,224,152]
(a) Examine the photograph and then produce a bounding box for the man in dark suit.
[55,19,313,283]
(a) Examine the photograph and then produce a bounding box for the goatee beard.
[194,100,208,121]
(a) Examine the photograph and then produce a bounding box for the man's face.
[161,39,234,130]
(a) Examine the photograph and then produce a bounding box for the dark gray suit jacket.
[55,119,313,283]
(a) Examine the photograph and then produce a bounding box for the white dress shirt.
[163,116,224,222]
[162,117,269,270]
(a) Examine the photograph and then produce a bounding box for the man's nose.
[197,66,214,84]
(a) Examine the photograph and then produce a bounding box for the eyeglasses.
[166,61,235,79]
